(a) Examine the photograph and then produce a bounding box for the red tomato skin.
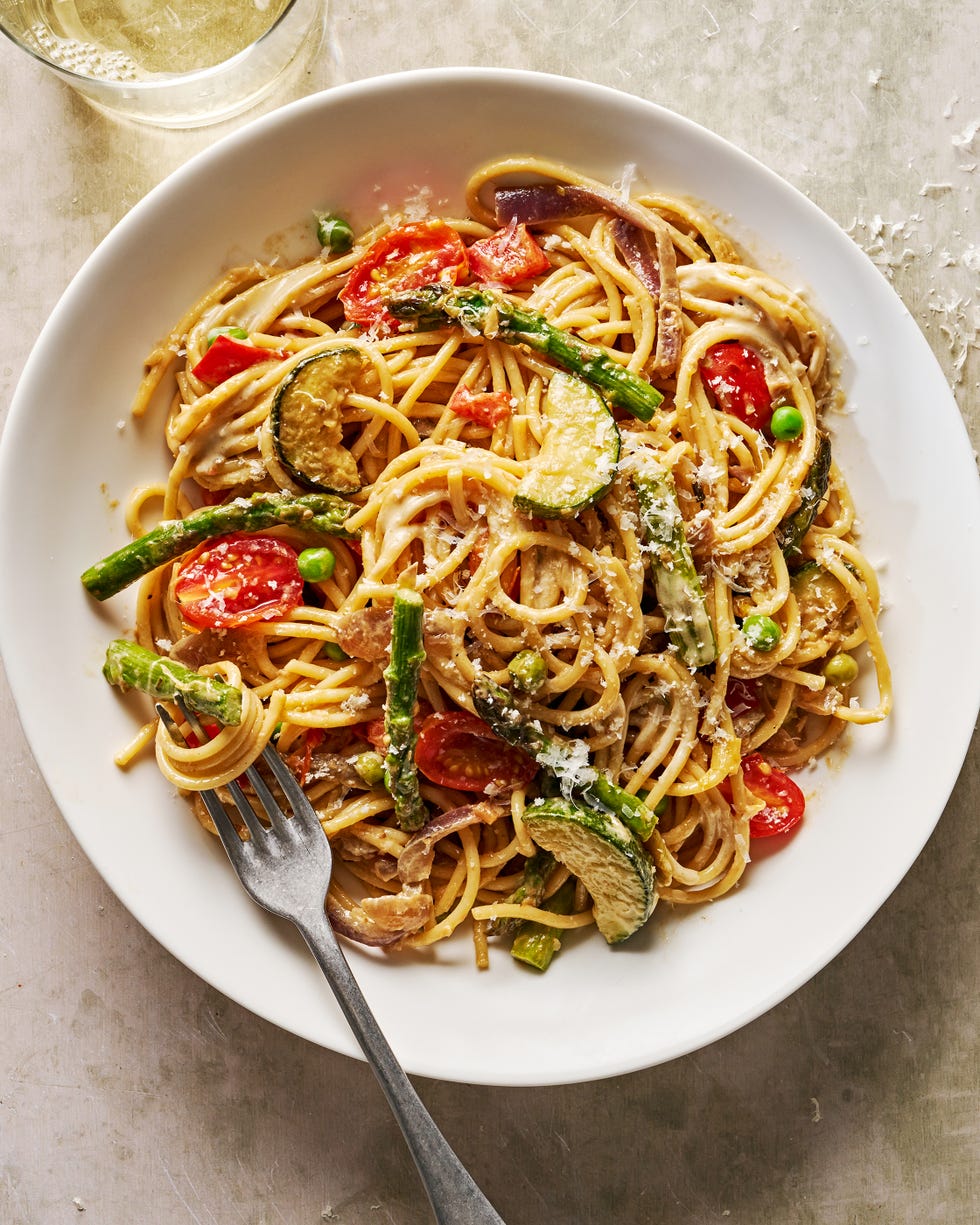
[361,718,387,752]
[360,702,433,752]
[291,727,326,787]
[191,334,280,385]
[448,385,514,428]
[184,721,221,747]
[467,223,551,285]
[700,342,773,432]
[174,535,304,629]
[340,220,468,330]
[415,710,537,793]
[740,753,805,837]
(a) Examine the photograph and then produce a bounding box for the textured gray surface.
[1,3,977,1222]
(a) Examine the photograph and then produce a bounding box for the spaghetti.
[96,156,891,966]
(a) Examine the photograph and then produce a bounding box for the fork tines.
[155,698,325,858]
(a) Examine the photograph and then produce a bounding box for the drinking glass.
[0,0,323,127]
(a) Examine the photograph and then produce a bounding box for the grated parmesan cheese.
[537,736,598,798]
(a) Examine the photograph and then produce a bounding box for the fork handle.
[296,910,508,1225]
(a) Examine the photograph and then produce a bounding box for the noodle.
[105,156,891,965]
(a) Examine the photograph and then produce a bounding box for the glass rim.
[0,0,308,93]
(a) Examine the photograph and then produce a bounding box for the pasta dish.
[82,156,891,970]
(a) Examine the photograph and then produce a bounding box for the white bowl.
[2,68,977,1086]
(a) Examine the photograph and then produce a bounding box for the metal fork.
[158,701,506,1225]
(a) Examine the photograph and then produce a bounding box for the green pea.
[823,652,859,686]
[770,404,804,441]
[352,750,385,786]
[315,213,355,254]
[298,546,336,582]
[205,325,248,348]
[321,641,349,661]
[508,648,547,693]
[742,614,782,652]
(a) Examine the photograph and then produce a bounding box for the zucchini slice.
[271,348,365,493]
[522,798,657,944]
[514,371,620,519]
[788,562,852,659]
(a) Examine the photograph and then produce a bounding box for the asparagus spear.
[633,465,717,668]
[383,589,428,832]
[103,639,243,725]
[488,850,556,936]
[510,878,577,972]
[471,674,657,840]
[777,433,832,558]
[386,285,663,422]
[81,492,356,601]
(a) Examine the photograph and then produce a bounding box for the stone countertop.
[1,3,977,1222]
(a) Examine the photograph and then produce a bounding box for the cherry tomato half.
[467,222,551,286]
[448,385,514,428]
[700,341,773,433]
[174,535,304,629]
[191,334,282,385]
[340,219,468,330]
[415,710,538,793]
[740,753,805,838]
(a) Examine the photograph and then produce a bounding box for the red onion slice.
[327,884,433,947]
[397,801,505,884]
[612,218,683,375]
[494,181,682,376]
[610,216,663,295]
[494,183,612,225]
